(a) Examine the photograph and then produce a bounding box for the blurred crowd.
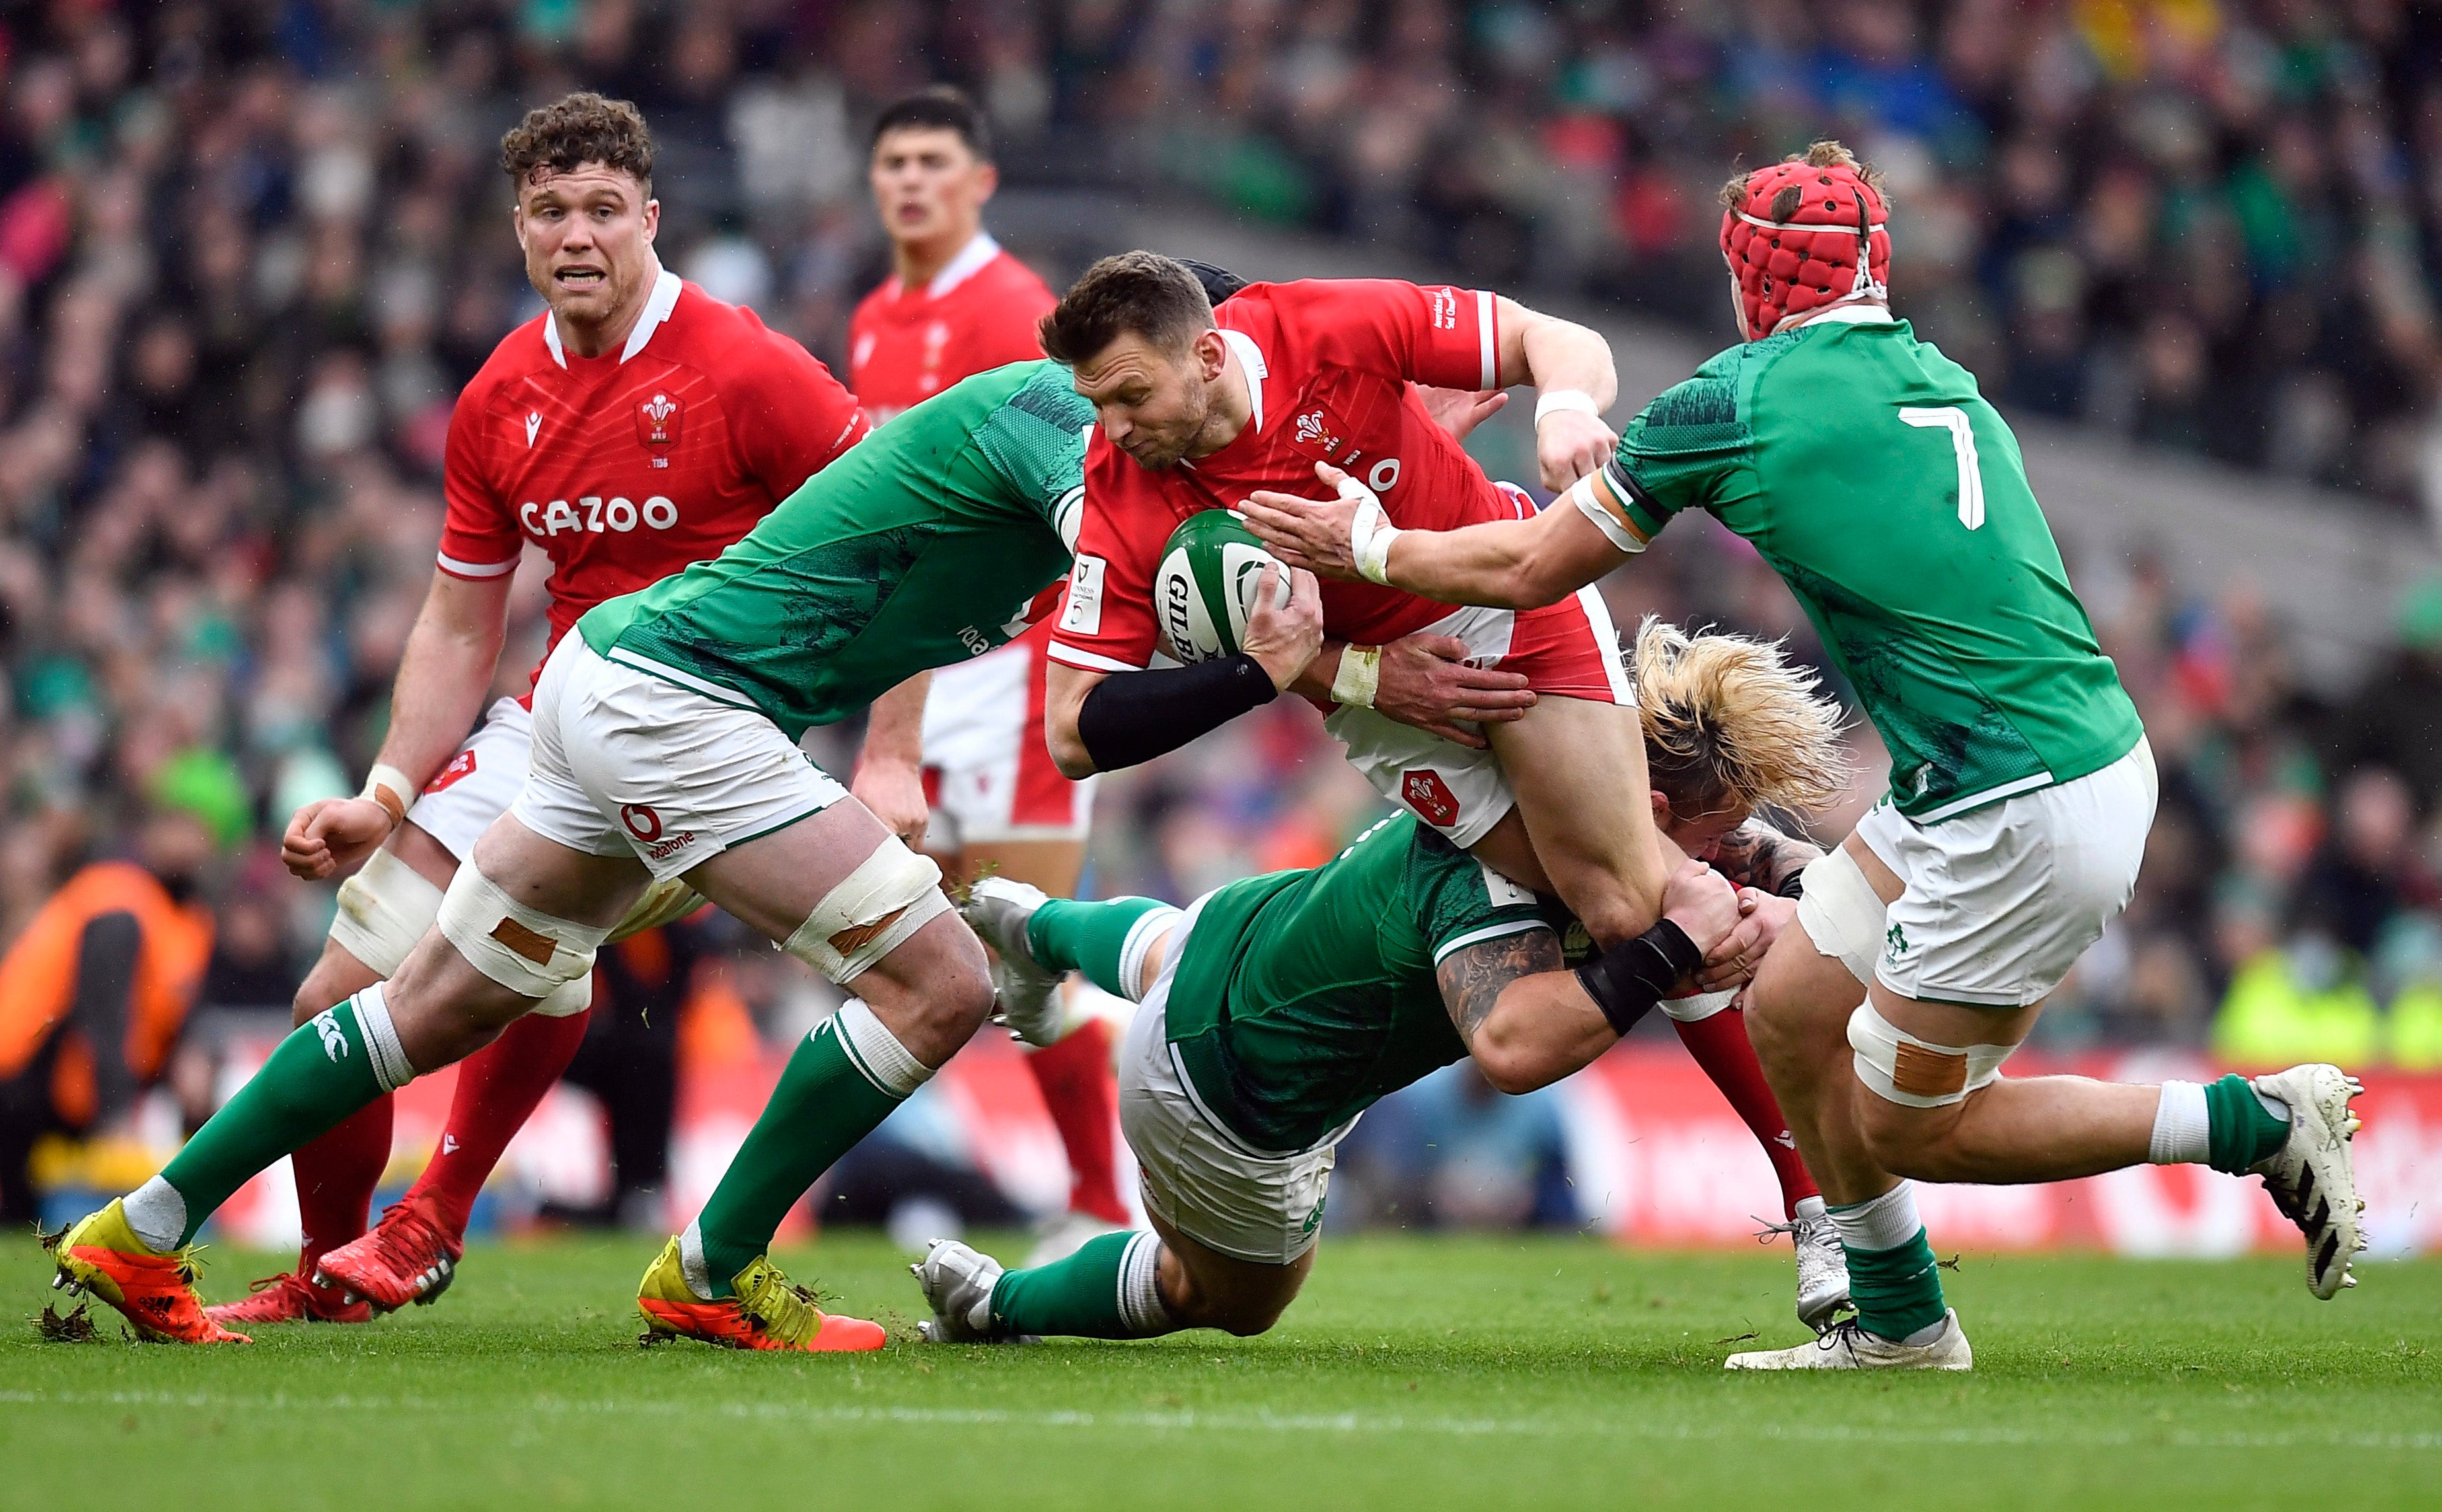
[0,0,2433,1231]
[994,0,2442,504]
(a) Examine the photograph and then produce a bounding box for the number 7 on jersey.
[1899,406,1985,530]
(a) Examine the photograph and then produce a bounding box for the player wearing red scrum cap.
[1243,140,2367,1369]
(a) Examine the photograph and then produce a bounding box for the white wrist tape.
[361,763,415,827]
[1534,388,1602,425]
[780,837,948,984]
[1339,473,1401,585]
[1846,1001,2013,1108]
[1794,846,1886,988]
[437,862,610,999]
[1330,644,1382,708]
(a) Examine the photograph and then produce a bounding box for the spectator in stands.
[0,809,214,1223]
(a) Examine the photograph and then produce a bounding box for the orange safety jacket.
[0,861,214,1123]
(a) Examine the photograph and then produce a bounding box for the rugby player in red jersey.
[1035,254,1841,1320]
[211,94,868,1326]
[843,89,1130,1258]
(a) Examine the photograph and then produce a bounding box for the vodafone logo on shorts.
[620,803,696,861]
[1401,770,1461,828]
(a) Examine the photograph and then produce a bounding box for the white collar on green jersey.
[543,265,683,368]
[1217,326,1268,432]
[1794,301,1898,329]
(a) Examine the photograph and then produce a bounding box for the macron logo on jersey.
[525,412,542,447]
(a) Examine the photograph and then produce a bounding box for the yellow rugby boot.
[46,1199,250,1345]
[636,1237,886,1352]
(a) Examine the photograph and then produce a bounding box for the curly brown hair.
[1717,139,1887,224]
[500,92,654,191]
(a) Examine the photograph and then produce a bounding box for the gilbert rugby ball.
[1154,510,1293,664]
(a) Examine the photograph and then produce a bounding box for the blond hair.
[1633,617,1850,819]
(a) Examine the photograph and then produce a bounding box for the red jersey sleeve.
[1293,278,1500,392]
[722,316,871,497]
[435,384,521,581]
[1045,447,1167,674]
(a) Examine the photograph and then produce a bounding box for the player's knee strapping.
[1794,846,1885,987]
[330,849,444,978]
[780,839,949,983]
[1845,1001,2013,1108]
[339,850,595,1017]
[436,863,611,1003]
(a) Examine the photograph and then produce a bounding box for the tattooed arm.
[1434,925,1619,1095]
[1707,818,1823,897]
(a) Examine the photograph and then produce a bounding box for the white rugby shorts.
[921,635,1098,848]
[514,637,847,882]
[1327,586,1631,849]
[1857,738,2157,1008]
[1119,897,1344,1266]
[402,698,534,861]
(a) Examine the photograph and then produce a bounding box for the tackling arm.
[1440,859,1742,1094]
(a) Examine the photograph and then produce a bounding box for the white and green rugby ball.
[1154,510,1293,665]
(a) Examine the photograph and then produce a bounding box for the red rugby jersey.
[437,269,868,687]
[848,233,1055,422]
[1047,278,1509,673]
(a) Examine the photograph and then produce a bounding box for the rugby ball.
[1154,511,1293,664]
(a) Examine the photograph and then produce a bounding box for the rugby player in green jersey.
[1240,142,2367,1369]
[42,354,1533,1348]
[911,622,1845,1344]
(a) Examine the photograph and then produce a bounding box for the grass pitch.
[2,1229,2435,1510]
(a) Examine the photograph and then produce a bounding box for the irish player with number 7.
[1240,141,2369,1369]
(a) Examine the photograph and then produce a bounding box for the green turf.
[2,1229,2435,1509]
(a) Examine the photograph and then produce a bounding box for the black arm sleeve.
[68,912,144,1125]
[1573,918,1703,1038]
[1076,654,1278,773]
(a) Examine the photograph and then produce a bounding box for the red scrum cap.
[1718,144,1890,340]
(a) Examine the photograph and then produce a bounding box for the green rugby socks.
[688,1001,928,1295]
[2149,1076,2289,1172]
[989,1230,1177,1338]
[1027,897,1180,1001]
[1829,1182,1949,1345]
[129,988,412,1250]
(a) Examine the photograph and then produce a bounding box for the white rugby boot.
[910,1239,1016,1343]
[959,877,1066,1048]
[2246,1063,2367,1299]
[1758,1198,1853,1334]
[1726,1311,1973,1371]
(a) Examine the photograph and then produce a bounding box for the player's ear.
[640,197,659,244]
[1194,327,1228,382]
[973,159,999,203]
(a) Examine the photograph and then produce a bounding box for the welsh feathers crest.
[636,390,683,447]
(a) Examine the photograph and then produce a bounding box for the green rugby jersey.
[577,361,1087,739]
[1588,312,2141,822]
[1166,812,1567,1155]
